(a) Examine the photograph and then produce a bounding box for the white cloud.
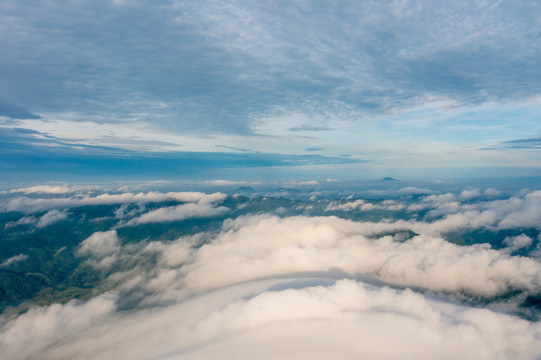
[193,280,541,360]
[0,294,117,360]
[405,189,541,230]
[459,188,481,201]
[2,279,539,360]
[203,180,258,186]
[2,188,541,359]
[0,254,28,267]
[36,209,69,228]
[326,199,405,212]
[177,215,541,298]
[2,191,227,213]
[4,216,37,229]
[495,191,541,229]
[326,199,372,211]
[78,230,120,258]
[484,188,501,197]
[408,193,458,212]
[380,199,406,211]
[115,205,128,219]
[283,180,319,186]
[4,210,69,229]
[9,185,74,194]
[82,207,541,303]
[503,234,533,253]
[143,236,196,268]
[126,202,229,225]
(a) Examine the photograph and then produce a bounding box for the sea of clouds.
[1,184,540,359]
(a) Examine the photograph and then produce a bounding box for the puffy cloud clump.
[1,279,539,360]
[127,202,229,225]
[78,230,120,257]
[326,199,374,211]
[77,230,121,268]
[9,185,75,195]
[3,216,37,229]
[484,188,501,197]
[503,234,533,253]
[36,209,69,228]
[4,210,69,229]
[459,188,481,201]
[180,215,541,297]
[0,254,28,267]
[1,191,226,213]
[405,189,541,231]
[326,199,405,212]
[0,293,117,360]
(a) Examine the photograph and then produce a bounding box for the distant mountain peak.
[380,177,398,182]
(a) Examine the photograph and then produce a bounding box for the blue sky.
[1,0,541,183]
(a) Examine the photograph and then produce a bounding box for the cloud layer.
[126,202,229,225]
[1,1,541,179]
[1,279,539,360]
[1,191,226,213]
[2,0,540,128]
[1,186,541,359]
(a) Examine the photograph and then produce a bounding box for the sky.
[2,4,541,357]
[1,0,541,183]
